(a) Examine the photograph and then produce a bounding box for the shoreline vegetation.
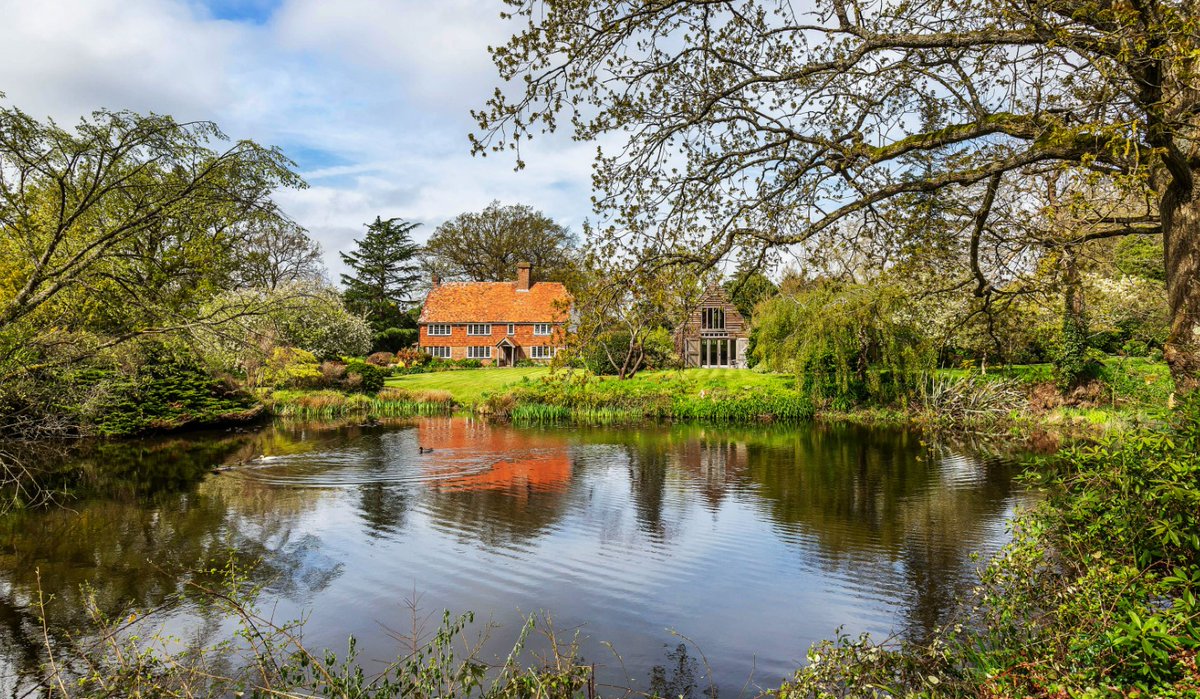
[255,357,1174,438]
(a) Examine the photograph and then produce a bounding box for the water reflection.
[0,418,1028,694]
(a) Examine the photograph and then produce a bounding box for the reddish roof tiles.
[418,281,572,324]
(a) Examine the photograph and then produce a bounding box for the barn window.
[700,307,725,330]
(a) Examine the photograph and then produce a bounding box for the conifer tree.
[340,217,422,332]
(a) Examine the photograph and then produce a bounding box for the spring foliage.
[753,282,934,407]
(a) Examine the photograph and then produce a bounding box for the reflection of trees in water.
[587,422,1022,645]
[740,424,1020,642]
[0,434,342,692]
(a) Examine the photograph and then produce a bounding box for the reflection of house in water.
[417,418,572,495]
[670,433,750,509]
[416,418,574,546]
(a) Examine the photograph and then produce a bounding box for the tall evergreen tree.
[340,217,422,332]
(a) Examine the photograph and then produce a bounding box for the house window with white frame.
[533,323,552,336]
[467,346,492,359]
[529,346,554,360]
[467,324,491,336]
[427,324,451,336]
[425,346,451,359]
[507,323,515,335]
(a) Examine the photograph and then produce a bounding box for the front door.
[502,345,514,367]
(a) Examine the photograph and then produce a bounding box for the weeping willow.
[753,282,934,407]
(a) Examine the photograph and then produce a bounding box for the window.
[467,324,492,336]
[700,307,725,331]
[529,346,554,359]
[425,346,451,359]
[507,324,515,335]
[467,346,492,359]
[427,324,451,336]
[533,323,553,336]
[699,338,735,368]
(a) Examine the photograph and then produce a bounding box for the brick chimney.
[516,261,532,291]
[431,271,441,288]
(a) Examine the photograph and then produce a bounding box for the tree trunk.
[1162,180,1200,395]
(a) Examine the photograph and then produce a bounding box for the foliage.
[425,201,578,284]
[366,351,396,367]
[260,347,323,389]
[472,0,1200,393]
[566,261,701,380]
[0,103,303,405]
[340,216,423,332]
[80,344,260,436]
[271,388,454,419]
[487,371,813,424]
[1115,236,1167,282]
[191,282,371,390]
[344,360,385,395]
[917,375,1025,426]
[231,218,324,290]
[723,269,778,321]
[754,282,934,407]
[373,326,419,353]
[778,402,1200,697]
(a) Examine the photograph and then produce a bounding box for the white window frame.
[427,324,451,336]
[467,346,492,359]
[533,323,553,336]
[529,346,554,359]
[467,324,492,336]
[425,346,451,359]
[507,323,515,335]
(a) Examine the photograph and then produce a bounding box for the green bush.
[83,345,259,436]
[261,347,323,389]
[344,360,385,394]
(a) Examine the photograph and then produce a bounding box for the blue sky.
[0,0,597,279]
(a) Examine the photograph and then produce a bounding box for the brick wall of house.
[419,323,566,365]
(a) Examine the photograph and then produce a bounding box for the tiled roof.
[418,281,572,324]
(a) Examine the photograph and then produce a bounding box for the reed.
[270,390,456,419]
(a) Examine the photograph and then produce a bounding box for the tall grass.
[271,388,455,419]
[492,376,814,425]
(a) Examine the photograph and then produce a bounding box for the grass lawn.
[385,366,551,403]
[385,367,799,404]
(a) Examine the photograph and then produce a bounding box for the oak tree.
[473,0,1200,393]
[426,200,577,282]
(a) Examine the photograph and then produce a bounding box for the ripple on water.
[61,417,1028,693]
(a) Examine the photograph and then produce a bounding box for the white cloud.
[0,0,597,280]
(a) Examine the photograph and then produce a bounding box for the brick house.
[675,284,750,368]
[417,262,572,366]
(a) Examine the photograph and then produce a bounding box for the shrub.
[344,361,384,394]
[321,361,347,385]
[455,359,483,369]
[261,347,323,389]
[365,351,395,367]
[83,344,260,436]
[393,348,428,367]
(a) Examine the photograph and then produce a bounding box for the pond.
[0,417,1029,695]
